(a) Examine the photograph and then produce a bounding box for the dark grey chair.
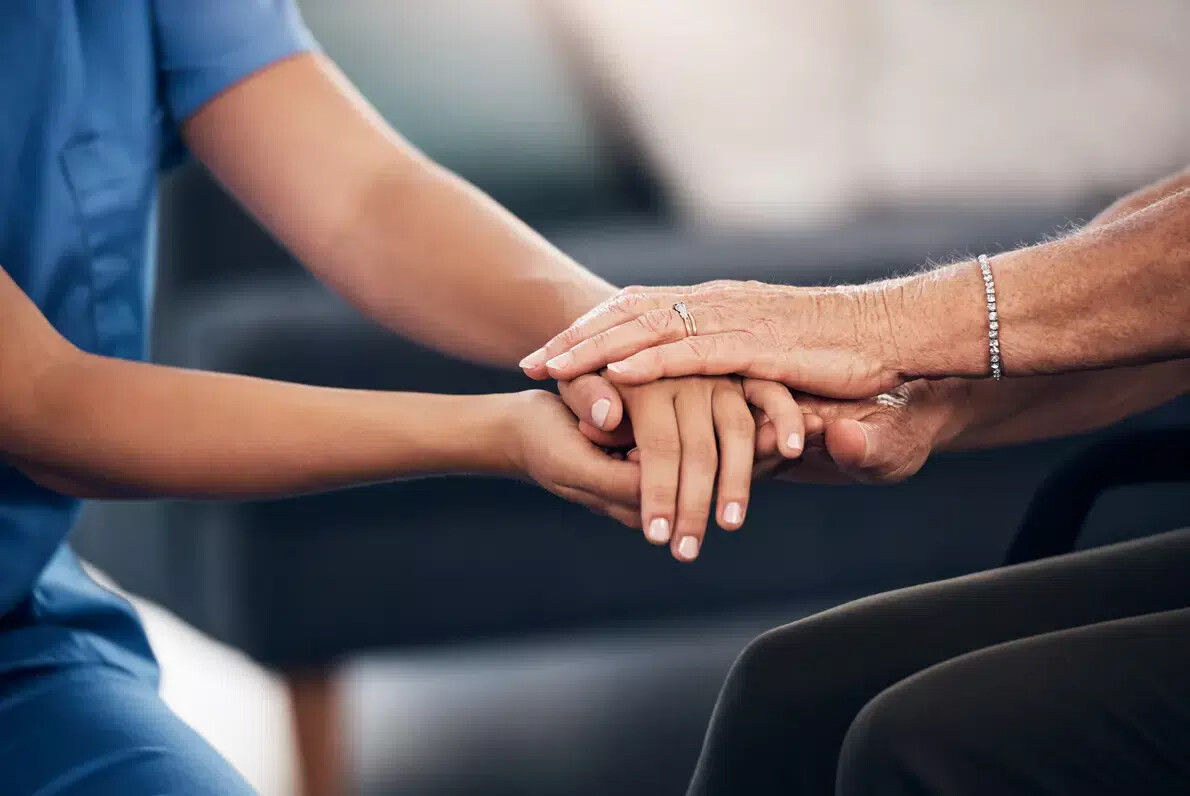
[1006,427,1190,565]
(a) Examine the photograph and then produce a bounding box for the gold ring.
[673,301,697,336]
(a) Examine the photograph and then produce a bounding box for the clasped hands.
[512,280,954,562]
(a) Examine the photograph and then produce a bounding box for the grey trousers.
[689,528,1190,795]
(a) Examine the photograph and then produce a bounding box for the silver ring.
[673,301,697,336]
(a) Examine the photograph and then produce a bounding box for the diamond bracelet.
[978,254,1002,380]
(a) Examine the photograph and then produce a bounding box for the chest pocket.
[60,131,154,361]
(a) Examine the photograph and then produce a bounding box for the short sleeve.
[153,0,319,123]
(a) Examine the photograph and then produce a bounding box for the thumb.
[569,447,641,506]
[824,418,872,472]
[558,373,624,432]
[826,412,930,485]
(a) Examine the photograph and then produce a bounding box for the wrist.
[441,393,524,477]
[481,390,551,478]
[880,262,992,382]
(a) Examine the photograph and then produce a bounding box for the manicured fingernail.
[724,502,743,526]
[545,352,573,371]
[607,361,630,375]
[677,536,700,561]
[591,398,611,429]
[647,517,671,544]
[519,349,546,369]
[786,432,803,453]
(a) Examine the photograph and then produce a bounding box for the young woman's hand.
[504,390,642,528]
[584,377,806,562]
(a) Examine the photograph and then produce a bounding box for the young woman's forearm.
[930,359,1190,452]
[183,53,616,369]
[4,348,518,500]
[325,160,617,366]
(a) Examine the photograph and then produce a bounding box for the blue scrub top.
[0,2,316,680]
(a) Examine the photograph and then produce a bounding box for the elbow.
[0,343,97,491]
[20,465,108,499]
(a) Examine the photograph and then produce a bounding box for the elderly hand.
[578,376,807,561]
[752,380,964,485]
[519,281,908,399]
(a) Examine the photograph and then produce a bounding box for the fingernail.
[724,502,743,526]
[545,352,573,371]
[607,361,630,375]
[647,517,671,544]
[519,349,546,369]
[591,398,611,429]
[786,432,803,453]
[677,536,700,561]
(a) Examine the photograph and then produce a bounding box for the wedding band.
[673,301,697,336]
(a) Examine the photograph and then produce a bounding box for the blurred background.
[73,1,1190,794]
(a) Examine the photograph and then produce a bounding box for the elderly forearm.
[888,188,1190,381]
[1089,166,1190,227]
[930,359,1190,452]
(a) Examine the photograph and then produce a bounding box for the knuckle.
[588,329,613,352]
[756,317,782,342]
[639,308,673,334]
[612,292,643,315]
[557,383,583,408]
[641,347,667,373]
[578,372,610,393]
[741,378,765,402]
[558,324,584,346]
[730,328,757,346]
[687,442,719,470]
[643,436,682,457]
[703,304,728,330]
[684,336,713,362]
[648,485,677,505]
[724,412,756,437]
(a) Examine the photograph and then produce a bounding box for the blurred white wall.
[548,0,1190,225]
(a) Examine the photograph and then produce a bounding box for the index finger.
[631,394,682,548]
[519,291,676,377]
[546,309,690,381]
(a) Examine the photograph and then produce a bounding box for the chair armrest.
[1005,427,1190,565]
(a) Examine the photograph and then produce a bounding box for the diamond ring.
[672,301,697,336]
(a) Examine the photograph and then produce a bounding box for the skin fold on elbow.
[12,459,122,500]
[0,342,123,499]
